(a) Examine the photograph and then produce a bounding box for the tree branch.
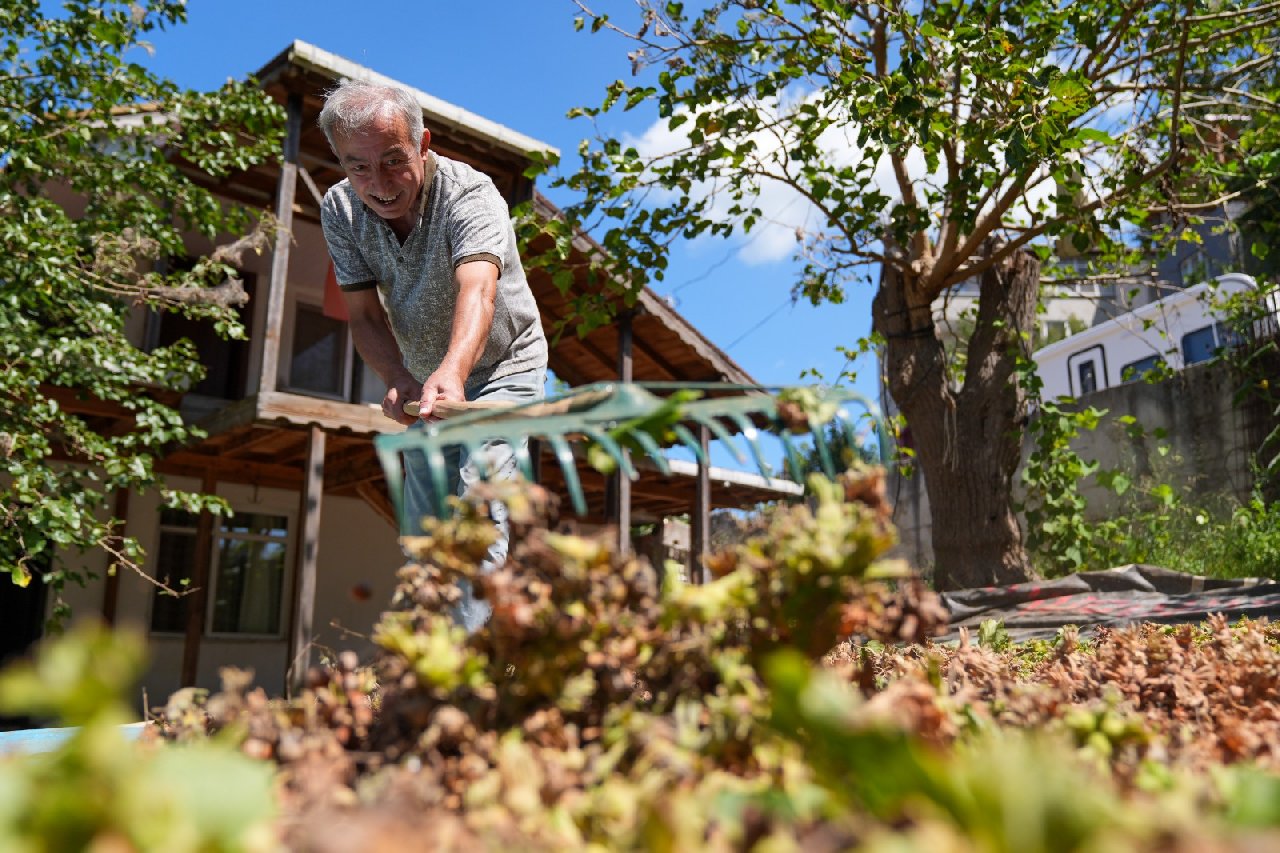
[1168,0,1194,169]
[1081,0,1146,81]
[940,140,1182,289]
[1185,0,1280,23]
[1223,86,1280,109]
[935,165,1039,293]
[1098,12,1280,80]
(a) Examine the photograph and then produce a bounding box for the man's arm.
[343,288,420,426]
[417,259,498,417]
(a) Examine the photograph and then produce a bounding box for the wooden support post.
[180,470,218,687]
[288,425,326,697]
[692,423,711,584]
[101,490,129,625]
[253,92,303,396]
[614,311,634,554]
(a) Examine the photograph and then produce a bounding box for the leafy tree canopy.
[536,0,1278,297]
[1,1,283,614]
[522,0,1280,589]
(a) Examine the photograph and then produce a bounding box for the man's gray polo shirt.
[321,151,547,387]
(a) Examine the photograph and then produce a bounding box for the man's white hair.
[318,79,424,152]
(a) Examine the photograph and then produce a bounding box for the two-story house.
[3,42,802,705]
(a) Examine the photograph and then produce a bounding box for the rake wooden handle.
[402,399,511,419]
[402,394,600,420]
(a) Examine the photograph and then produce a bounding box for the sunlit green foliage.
[0,1,284,609]
[0,625,276,851]
[523,0,1280,588]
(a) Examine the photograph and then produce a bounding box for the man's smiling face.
[333,108,430,236]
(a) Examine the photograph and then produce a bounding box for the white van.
[1034,273,1272,401]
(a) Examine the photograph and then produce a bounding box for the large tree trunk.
[874,249,1040,591]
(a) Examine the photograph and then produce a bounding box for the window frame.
[1180,324,1219,366]
[1120,353,1165,384]
[147,507,294,641]
[280,300,356,402]
[1077,360,1098,395]
[280,298,383,406]
[205,510,293,640]
[1065,344,1108,398]
[147,509,200,637]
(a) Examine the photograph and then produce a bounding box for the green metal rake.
[374,382,886,529]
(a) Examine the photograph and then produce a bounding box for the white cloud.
[621,89,927,267]
[618,79,1154,263]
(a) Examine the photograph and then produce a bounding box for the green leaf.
[552,269,575,293]
[149,745,277,845]
[1076,127,1115,145]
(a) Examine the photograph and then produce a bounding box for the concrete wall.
[886,356,1274,574]
[1066,362,1259,509]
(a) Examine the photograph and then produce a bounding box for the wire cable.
[725,297,795,350]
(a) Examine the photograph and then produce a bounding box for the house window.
[1181,325,1218,365]
[148,270,254,400]
[286,303,384,405]
[149,508,199,634]
[1120,354,1164,383]
[1043,320,1068,345]
[288,304,349,398]
[1077,361,1098,395]
[149,509,290,637]
[210,512,289,636]
[1215,321,1244,351]
[1178,250,1211,286]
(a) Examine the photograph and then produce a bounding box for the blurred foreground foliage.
[0,625,276,852]
[3,467,1279,851]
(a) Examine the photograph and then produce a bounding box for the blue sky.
[140,1,883,421]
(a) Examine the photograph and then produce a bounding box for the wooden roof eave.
[169,389,801,521]
[252,40,558,165]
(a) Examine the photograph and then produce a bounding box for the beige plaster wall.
[48,475,403,711]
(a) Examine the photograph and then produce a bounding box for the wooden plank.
[257,390,401,434]
[254,92,303,396]
[322,445,383,491]
[158,452,305,492]
[692,423,711,584]
[181,470,218,687]
[222,426,292,457]
[42,387,135,419]
[629,321,684,380]
[297,164,326,208]
[230,429,308,462]
[288,425,326,697]
[401,399,511,418]
[614,311,633,555]
[538,299,619,378]
[193,396,260,439]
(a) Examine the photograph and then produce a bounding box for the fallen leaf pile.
[151,467,1280,851]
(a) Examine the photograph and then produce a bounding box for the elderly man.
[318,80,547,631]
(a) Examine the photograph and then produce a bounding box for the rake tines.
[374,382,884,530]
